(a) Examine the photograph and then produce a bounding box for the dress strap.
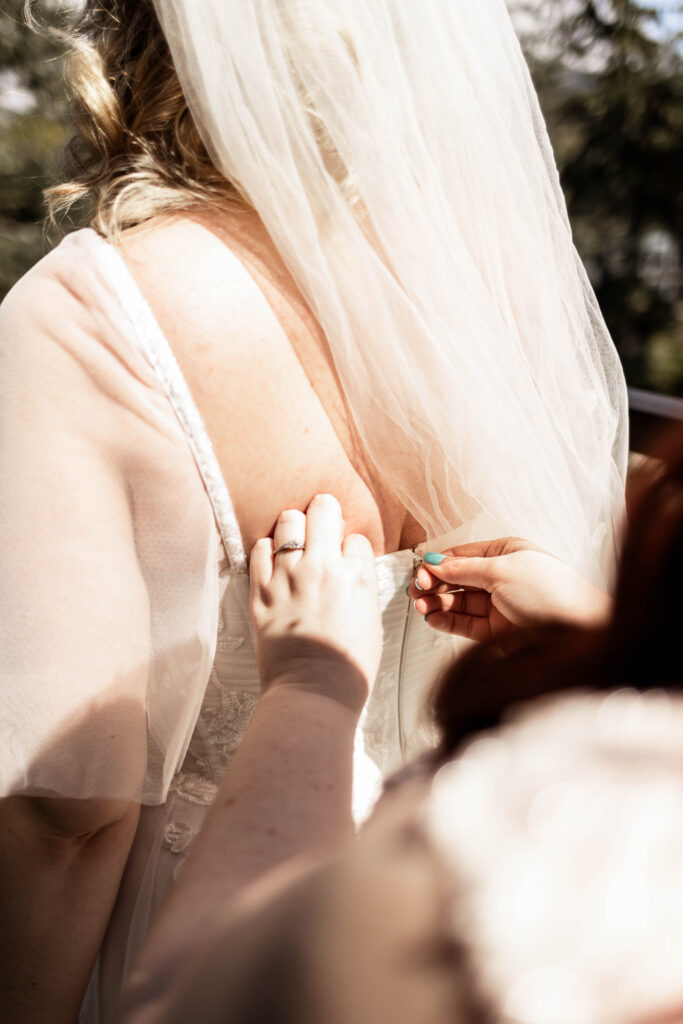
[84,229,248,572]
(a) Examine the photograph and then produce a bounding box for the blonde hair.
[43,0,244,237]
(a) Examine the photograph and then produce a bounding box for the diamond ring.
[273,541,306,555]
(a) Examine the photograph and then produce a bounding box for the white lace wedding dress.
[0,229,461,1022]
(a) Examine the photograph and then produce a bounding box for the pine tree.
[518,0,683,395]
[0,0,70,297]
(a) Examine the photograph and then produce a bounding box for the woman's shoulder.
[0,228,143,350]
[115,212,233,274]
[114,211,274,351]
[112,209,303,414]
[0,220,229,334]
[1,230,91,321]
[0,229,159,402]
[0,231,106,379]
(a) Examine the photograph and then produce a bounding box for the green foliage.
[519,0,683,395]
[0,0,71,295]
[0,0,70,113]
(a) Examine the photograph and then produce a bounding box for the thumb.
[422,554,502,591]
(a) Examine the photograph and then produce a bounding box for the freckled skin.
[118,209,426,555]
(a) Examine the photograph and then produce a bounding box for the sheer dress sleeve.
[0,231,222,804]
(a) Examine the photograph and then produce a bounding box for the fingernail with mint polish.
[414,579,423,591]
[423,552,445,566]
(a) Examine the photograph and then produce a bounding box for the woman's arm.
[0,365,148,1021]
[0,797,139,1024]
[123,495,382,1016]
[0,253,164,1021]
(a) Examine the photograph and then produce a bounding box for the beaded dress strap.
[85,229,247,572]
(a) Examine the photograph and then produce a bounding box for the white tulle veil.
[153,0,628,586]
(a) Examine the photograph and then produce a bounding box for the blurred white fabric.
[427,689,683,1024]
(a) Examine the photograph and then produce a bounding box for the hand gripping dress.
[0,229,462,1022]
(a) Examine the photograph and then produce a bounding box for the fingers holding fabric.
[408,538,611,644]
[415,587,497,642]
[408,538,541,595]
[406,546,515,646]
[414,588,491,620]
[248,494,381,708]
[407,574,462,599]
[422,609,494,644]
[415,555,501,592]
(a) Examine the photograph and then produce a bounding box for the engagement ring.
[273,541,306,555]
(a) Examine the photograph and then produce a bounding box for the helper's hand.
[250,494,381,715]
[406,537,611,646]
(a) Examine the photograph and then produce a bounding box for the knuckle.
[250,603,267,627]
[491,557,510,582]
[250,537,271,560]
[297,560,325,586]
[463,616,477,640]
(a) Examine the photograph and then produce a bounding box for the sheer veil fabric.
[153,0,628,587]
[0,232,223,805]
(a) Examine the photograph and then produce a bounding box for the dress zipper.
[397,550,423,759]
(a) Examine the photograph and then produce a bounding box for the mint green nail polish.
[423,552,445,566]
[404,584,411,596]
[414,579,423,591]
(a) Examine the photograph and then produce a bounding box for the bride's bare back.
[118,208,424,555]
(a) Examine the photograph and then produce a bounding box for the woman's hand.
[407,537,611,645]
[250,494,382,715]
[126,494,379,1006]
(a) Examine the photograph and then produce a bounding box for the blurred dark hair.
[432,423,683,763]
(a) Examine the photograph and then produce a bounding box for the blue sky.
[650,1,683,36]
[508,0,682,53]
